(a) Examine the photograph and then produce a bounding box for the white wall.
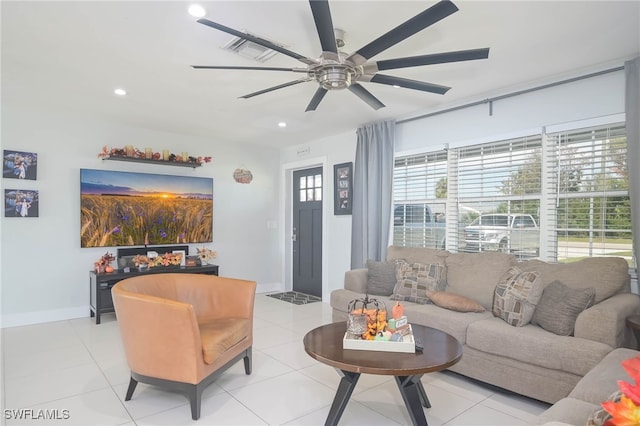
[0,106,281,327]
[397,69,625,153]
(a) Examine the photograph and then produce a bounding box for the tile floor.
[1,295,550,425]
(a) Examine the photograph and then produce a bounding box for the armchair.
[112,273,256,420]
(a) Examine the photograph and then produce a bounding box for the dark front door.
[293,167,323,297]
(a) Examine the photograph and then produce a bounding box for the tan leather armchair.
[112,273,256,420]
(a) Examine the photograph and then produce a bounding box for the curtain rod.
[397,65,625,124]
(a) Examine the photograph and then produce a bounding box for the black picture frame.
[333,162,353,215]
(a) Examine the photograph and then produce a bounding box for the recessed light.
[392,85,401,89]
[188,4,206,18]
[114,88,127,96]
[278,122,287,128]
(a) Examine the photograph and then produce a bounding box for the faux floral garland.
[600,355,640,425]
[98,145,211,165]
[131,253,182,268]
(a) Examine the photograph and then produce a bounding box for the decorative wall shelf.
[102,156,201,168]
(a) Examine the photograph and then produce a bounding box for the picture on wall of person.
[333,162,353,215]
[4,189,39,217]
[2,150,38,180]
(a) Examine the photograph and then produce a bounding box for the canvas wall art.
[5,189,39,217]
[3,150,38,180]
[80,169,213,248]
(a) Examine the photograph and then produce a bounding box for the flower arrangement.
[94,252,115,272]
[150,253,183,267]
[599,355,640,425]
[132,254,150,267]
[197,247,217,264]
[98,145,211,165]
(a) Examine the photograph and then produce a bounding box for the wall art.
[334,162,353,215]
[5,189,39,217]
[3,150,38,180]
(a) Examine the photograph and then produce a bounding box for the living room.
[1,1,639,425]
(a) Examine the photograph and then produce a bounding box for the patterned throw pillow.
[532,280,595,336]
[492,266,543,327]
[390,261,445,304]
[366,260,397,296]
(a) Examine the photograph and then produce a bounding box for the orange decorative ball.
[392,302,404,319]
[105,266,114,273]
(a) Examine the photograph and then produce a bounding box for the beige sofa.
[532,347,639,425]
[330,246,639,404]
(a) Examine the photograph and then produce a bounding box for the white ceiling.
[2,1,639,148]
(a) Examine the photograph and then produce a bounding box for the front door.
[292,167,323,297]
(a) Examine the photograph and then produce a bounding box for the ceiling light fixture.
[188,4,206,18]
[114,88,127,96]
[278,122,287,128]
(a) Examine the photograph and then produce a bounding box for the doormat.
[266,291,322,305]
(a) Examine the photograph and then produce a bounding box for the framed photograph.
[3,150,38,180]
[4,189,39,217]
[333,162,353,215]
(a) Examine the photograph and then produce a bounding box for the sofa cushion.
[403,303,492,344]
[426,291,485,313]
[386,246,450,265]
[465,317,612,377]
[569,348,639,405]
[532,280,595,336]
[533,398,600,426]
[492,266,543,327]
[390,261,445,304]
[445,251,516,309]
[366,260,397,296]
[518,257,629,304]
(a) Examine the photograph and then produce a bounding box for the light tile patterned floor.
[0,294,550,425]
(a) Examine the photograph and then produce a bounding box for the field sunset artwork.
[80,169,213,248]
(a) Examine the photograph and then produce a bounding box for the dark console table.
[89,264,219,324]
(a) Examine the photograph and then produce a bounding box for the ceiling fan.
[192,0,489,112]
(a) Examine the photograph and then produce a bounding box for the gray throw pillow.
[532,280,595,336]
[366,260,397,296]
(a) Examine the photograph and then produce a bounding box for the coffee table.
[303,322,462,426]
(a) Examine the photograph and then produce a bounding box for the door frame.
[281,156,329,301]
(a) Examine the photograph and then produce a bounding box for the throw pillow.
[492,266,543,327]
[390,261,445,304]
[366,260,397,296]
[426,291,485,313]
[532,280,596,336]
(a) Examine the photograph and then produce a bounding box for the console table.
[89,264,219,324]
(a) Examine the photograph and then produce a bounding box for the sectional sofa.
[330,246,639,404]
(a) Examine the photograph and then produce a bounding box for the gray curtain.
[351,120,396,269]
[626,57,640,275]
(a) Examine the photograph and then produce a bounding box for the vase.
[200,259,208,266]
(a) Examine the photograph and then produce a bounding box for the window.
[393,123,634,269]
[299,174,322,202]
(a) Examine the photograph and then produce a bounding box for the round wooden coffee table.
[303,322,462,426]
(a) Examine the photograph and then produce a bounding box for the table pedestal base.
[325,370,431,426]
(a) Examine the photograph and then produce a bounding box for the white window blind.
[393,151,447,248]
[545,123,633,267]
[393,123,633,270]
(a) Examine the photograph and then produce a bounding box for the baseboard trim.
[257,282,283,294]
[1,307,89,328]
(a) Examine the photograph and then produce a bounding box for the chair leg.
[188,384,204,420]
[243,347,252,375]
[125,376,138,401]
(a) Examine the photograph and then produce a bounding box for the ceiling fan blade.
[348,84,385,110]
[309,0,338,54]
[305,87,328,111]
[197,18,317,66]
[370,74,451,95]
[347,0,458,66]
[376,47,490,71]
[240,79,311,99]
[192,65,308,73]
